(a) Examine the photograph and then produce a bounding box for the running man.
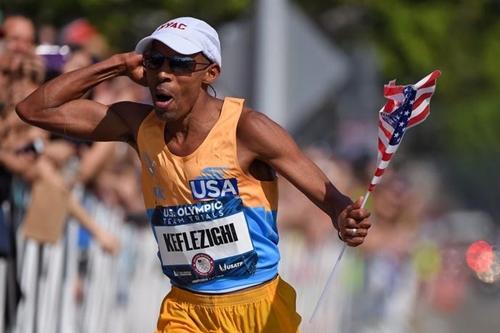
[16,17,371,333]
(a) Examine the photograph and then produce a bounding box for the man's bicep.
[47,100,136,142]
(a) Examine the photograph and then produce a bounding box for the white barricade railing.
[10,192,353,333]
[59,218,82,333]
[0,258,7,333]
[279,232,356,333]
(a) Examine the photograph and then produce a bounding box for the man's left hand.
[337,196,371,247]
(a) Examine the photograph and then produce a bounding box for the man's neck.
[168,92,218,132]
[164,92,223,152]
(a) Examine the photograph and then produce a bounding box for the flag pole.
[309,243,346,322]
[309,189,371,322]
[309,104,402,322]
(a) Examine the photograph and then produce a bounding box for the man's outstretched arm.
[237,110,371,246]
[16,52,149,143]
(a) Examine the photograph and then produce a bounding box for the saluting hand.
[337,196,371,247]
[120,52,147,86]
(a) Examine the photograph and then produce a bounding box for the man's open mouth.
[156,93,172,102]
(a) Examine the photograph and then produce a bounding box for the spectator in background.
[1,15,36,54]
[1,20,120,325]
[0,49,47,204]
[0,48,119,255]
[0,33,45,327]
[38,24,58,45]
[351,169,422,333]
[278,146,355,245]
[0,42,105,241]
[62,18,110,59]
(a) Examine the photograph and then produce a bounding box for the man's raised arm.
[16,52,149,143]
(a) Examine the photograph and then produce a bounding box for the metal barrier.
[1,258,6,333]
[8,193,171,333]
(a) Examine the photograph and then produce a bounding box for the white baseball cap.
[135,17,222,67]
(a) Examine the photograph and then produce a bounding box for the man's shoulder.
[238,108,269,128]
[237,108,279,151]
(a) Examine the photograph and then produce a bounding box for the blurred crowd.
[0,14,149,241]
[1,14,499,333]
[0,15,151,330]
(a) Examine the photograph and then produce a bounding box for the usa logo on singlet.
[189,178,239,200]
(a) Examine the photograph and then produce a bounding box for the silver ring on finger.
[350,228,358,236]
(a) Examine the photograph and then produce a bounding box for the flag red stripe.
[383,100,395,113]
[384,86,403,96]
[378,138,386,152]
[412,92,432,111]
[381,151,393,161]
[374,168,386,177]
[379,121,392,139]
[408,106,430,127]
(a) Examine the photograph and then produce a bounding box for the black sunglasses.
[143,52,212,74]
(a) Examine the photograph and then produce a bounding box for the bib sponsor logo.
[189,178,239,199]
[219,261,243,272]
[192,253,214,276]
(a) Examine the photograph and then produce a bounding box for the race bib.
[151,196,257,285]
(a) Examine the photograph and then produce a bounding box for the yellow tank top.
[137,97,280,293]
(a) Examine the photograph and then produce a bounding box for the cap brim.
[135,32,202,55]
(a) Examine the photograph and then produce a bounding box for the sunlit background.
[1,0,499,332]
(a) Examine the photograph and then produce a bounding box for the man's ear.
[203,64,221,85]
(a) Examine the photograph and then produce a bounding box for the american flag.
[311,70,440,321]
[368,70,441,192]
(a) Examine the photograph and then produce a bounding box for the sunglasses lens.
[169,56,196,73]
[143,53,165,70]
[143,53,200,73]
